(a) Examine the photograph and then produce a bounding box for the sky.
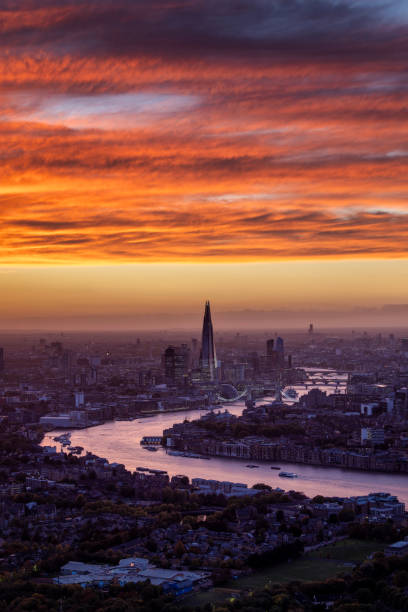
[1,0,408,327]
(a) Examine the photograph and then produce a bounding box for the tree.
[146,539,157,552]
[98,597,134,611]
[174,540,186,558]
[75,494,86,508]
[393,570,408,588]
[253,483,272,491]
[339,509,355,523]
[313,495,325,504]
[212,567,231,586]
[355,587,374,604]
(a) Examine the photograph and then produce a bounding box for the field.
[181,539,382,608]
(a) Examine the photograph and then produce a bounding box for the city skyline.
[2,3,408,609]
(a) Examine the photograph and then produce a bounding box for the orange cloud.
[0,1,407,265]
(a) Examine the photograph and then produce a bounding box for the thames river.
[40,374,408,505]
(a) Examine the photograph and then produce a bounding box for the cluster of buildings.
[0,302,302,432]
[191,478,260,497]
[0,403,408,596]
[56,558,207,595]
[5,302,408,441]
[163,302,291,387]
[315,492,406,521]
[164,422,408,472]
[3,304,408,597]
[164,360,408,473]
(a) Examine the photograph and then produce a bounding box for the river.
[40,374,408,504]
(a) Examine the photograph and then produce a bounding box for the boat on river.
[67,446,83,454]
[167,450,209,459]
[54,433,71,443]
[279,471,298,478]
[148,469,167,475]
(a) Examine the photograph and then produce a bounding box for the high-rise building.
[164,344,190,385]
[200,301,217,381]
[275,336,284,356]
[191,337,199,367]
[265,338,278,370]
[276,336,285,366]
[266,339,274,356]
[265,336,285,370]
[395,388,408,416]
[61,349,73,376]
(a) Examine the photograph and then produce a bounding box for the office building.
[200,301,217,381]
[266,339,274,356]
[164,345,190,385]
[265,336,285,370]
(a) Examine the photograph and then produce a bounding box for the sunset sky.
[1,0,408,326]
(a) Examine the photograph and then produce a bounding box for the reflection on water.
[40,378,408,505]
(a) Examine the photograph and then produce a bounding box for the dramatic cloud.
[0,0,407,263]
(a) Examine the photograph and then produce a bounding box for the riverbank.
[41,404,222,433]
[40,408,408,505]
[163,440,408,475]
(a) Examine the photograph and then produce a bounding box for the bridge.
[215,383,248,403]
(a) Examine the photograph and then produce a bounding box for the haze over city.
[1,260,408,329]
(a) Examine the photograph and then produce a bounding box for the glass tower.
[200,301,217,381]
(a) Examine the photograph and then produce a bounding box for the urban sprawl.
[2,303,408,609]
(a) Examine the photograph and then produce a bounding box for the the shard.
[200,300,217,381]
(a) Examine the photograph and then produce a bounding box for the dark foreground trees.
[0,580,173,612]
[247,540,304,569]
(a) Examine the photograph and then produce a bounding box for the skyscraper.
[265,338,278,370]
[163,344,190,385]
[266,339,274,356]
[200,301,217,381]
[276,336,284,356]
[276,336,285,367]
[265,336,285,371]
